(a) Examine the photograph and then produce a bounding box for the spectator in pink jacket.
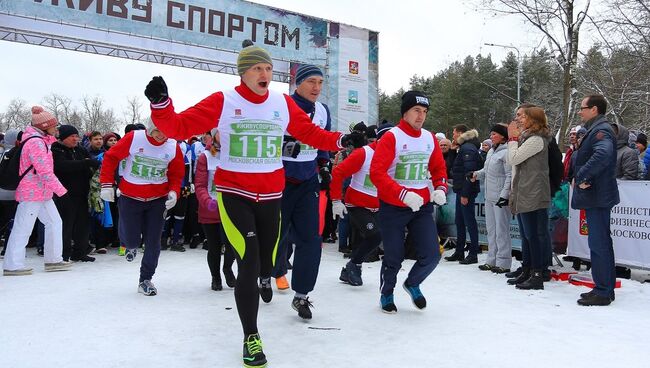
[3,106,70,276]
[195,128,236,291]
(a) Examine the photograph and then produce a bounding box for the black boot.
[507,267,530,285]
[459,254,478,265]
[505,266,523,279]
[444,252,465,262]
[516,270,544,290]
[211,276,223,291]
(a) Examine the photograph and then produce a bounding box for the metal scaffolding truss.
[0,27,292,83]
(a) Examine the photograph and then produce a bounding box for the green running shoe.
[243,333,267,368]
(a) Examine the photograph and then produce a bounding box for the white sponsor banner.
[567,181,650,269]
[0,0,329,63]
[336,24,369,129]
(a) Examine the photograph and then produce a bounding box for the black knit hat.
[58,125,79,141]
[490,123,508,140]
[376,123,394,140]
[636,132,647,147]
[400,90,430,115]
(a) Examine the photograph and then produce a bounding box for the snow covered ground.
[1,244,649,368]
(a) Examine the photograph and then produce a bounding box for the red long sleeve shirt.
[370,120,448,207]
[99,131,184,200]
[330,142,379,210]
[150,82,343,201]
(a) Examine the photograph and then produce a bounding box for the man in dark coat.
[572,95,620,306]
[52,125,100,262]
[445,124,482,264]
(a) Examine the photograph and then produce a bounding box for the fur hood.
[457,129,480,145]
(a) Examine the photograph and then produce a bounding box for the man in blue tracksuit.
[268,64,334,320]
[572,94,620,306]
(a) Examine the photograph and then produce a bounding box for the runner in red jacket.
[370,91,448,314]
[331,123,394,286]
[144,40,363,368]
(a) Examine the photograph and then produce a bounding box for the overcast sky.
[0,0,598,120]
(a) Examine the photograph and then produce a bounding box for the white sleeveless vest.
[122,130,177,185]
[349,145,377,197]
[387,128,434,189]
[282,101,328,163]
[217,90,289,173]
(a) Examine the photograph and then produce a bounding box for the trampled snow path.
[1,244,648,368]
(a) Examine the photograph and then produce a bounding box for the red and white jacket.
[100,130,184,201]
[150,82,343,202]
[330,142,379,211]
[370,120,448,208]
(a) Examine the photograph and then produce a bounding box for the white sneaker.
[3,268,33,276]
[44,261,72,272]
[138,280,157,296]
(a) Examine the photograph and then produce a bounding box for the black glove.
[282,136,301,158]
[86,159,100,169]
[495,197,509,208]
[319,166,331,188]
[340,131,366,149]
[144,76,169,104]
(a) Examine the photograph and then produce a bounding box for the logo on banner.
[348,90,359,104]
[349,61,359,74]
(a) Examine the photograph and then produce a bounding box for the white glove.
[402,191,424,212]
[116,188,121,198]
[430,189,447,206]
[100,187,115,202]
[165,191,177,210]
[332,200,348,219]
[190,183,195,193]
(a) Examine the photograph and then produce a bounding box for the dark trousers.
[272,176,322,295]
[585,207,616,298]
[454,193,479,256]
[378,201,440,296]
[0,200,17,254]
[218,193,281,336]
[517,208,550,271]
[55,195,90,260]
[118,196,166,282]
[202,223,235,279]
[348,207,382,264]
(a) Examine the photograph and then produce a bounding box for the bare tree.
[80,95,118,133]
[42,93,81,126]
[477,0,591,151]
[122,96,144,127]
[1,98,31,132]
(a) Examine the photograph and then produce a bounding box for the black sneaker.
[459,255,478,265]
[577,293,612,306]
[505,267,523,278]
[444,252,464,262]
[211,276,223,291]
[580,289,615,301]
[291,296,313,319]
[189,235,202,249]
[242,333,267,368]
[259,278,272,303]
[491,267,511,274]
[478,264,494,271]
[380,294,397,314]
[71,255,96,262]
[170,242,186,252]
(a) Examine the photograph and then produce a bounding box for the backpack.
[547,137,564,196]
[0,136,46,190]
